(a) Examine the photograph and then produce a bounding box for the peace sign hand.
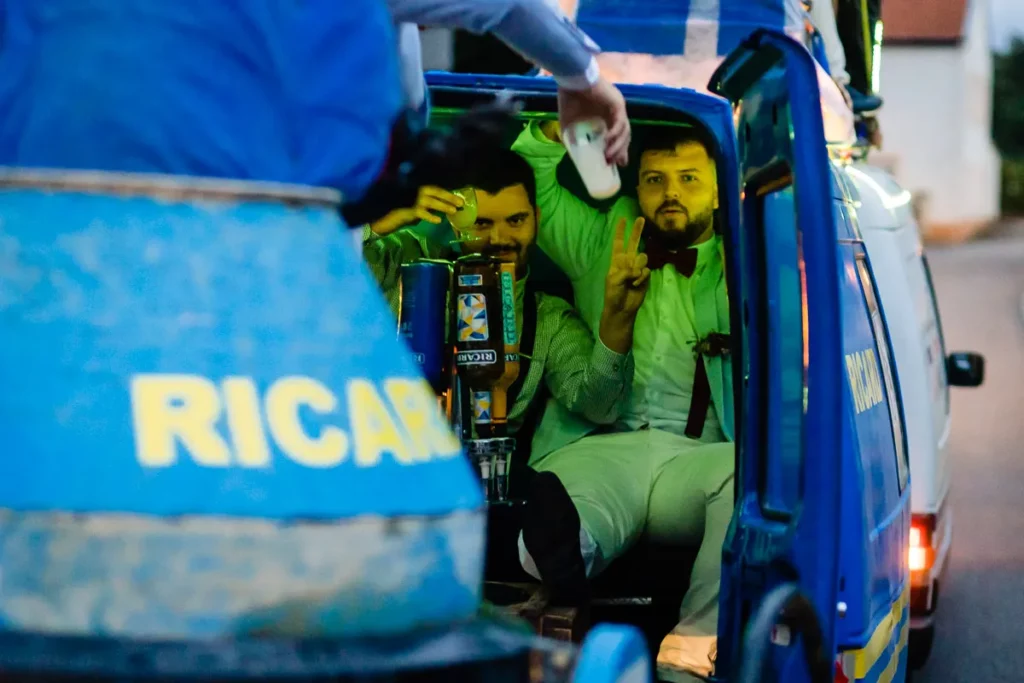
[604,216,651,317]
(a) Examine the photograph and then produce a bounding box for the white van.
[835,160,985,670]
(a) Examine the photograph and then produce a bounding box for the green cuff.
[513,121,569,160]
[592,339,632,378]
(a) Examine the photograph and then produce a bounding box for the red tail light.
[909,516,936,573]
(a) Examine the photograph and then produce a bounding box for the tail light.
[909,516,936,573]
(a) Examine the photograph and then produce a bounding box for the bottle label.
[455,349,497,365]
[458,274,482,287]
[500,270,518,346]
[456,293,489,342]
[472,391,492,424]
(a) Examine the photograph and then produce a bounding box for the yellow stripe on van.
[876,612,910,683]
[844,585,910,679]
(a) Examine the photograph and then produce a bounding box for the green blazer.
[511,123,734,465]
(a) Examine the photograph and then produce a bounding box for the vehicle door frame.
[708,29,847,681]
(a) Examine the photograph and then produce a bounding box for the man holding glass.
[361,147,648,442]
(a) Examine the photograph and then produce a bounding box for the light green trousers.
[529,428,735,680]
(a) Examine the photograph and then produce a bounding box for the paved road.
[915,223,1024,682]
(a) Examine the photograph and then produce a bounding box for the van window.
[855,256,910,492]
[758,184,806,518]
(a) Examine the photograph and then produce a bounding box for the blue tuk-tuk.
[0,4,908,683]
[421,10,910,683]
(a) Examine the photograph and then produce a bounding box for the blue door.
[708,30,846,681]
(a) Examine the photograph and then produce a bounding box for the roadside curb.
[927,217,1024,246]
[921,220,1000,246]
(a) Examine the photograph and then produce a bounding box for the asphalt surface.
[914,222,1024,682]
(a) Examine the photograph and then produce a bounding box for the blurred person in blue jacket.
[0,0,630,225]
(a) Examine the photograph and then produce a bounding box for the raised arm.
[511,121,609,280]
[361,185,462,314]
[542,216,650,423]
[541,297,634,425]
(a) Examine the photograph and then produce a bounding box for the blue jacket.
[0,0,403,202]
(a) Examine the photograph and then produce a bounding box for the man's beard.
[645,203,715,249]
[482,243,523,262]
[481,243,528,275]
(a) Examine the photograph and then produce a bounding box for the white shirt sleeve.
[386,0,601,90]
[807,0,850,86]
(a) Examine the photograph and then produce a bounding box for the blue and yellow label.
[457,293,489,342]
[472,391,492,424]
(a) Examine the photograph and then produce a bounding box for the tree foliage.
[993,37,1024,157]
[994,38,1024,214]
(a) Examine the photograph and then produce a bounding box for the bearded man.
[511,120,735,683]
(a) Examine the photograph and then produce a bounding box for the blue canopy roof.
[550,0,855,143]
[570,0,805,59]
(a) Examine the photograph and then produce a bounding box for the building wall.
[960,0,1002,224]
[875,47,963,227]
[874,2,1001,239]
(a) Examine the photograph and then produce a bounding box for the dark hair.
[615,124,718,199]
[635,124,716,159]
[463,147,538,206]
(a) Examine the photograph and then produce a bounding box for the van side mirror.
[946,352,984,388]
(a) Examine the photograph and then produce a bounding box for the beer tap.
[452,254,521,502]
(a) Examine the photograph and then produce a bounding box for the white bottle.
[564,118,621,200]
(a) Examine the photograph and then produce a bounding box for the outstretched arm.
[387,0,630,164]
[511,121,610,280]
[388,0,597,89]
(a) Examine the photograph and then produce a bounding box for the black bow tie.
[644,237,698,277]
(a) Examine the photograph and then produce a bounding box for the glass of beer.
[449,187,478,232]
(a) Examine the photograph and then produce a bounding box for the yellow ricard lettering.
[844,348,885,415]
[130,374,462,468]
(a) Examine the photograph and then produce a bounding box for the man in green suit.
[512,121,734,683]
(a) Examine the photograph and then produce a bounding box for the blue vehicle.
[424,26,912,683]
[0,18,907,683]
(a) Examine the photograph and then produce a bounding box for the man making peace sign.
[512,121,734,683]
[361,147,649,447]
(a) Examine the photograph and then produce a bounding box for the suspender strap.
[684,332,731,440]
[684,356,712,440]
